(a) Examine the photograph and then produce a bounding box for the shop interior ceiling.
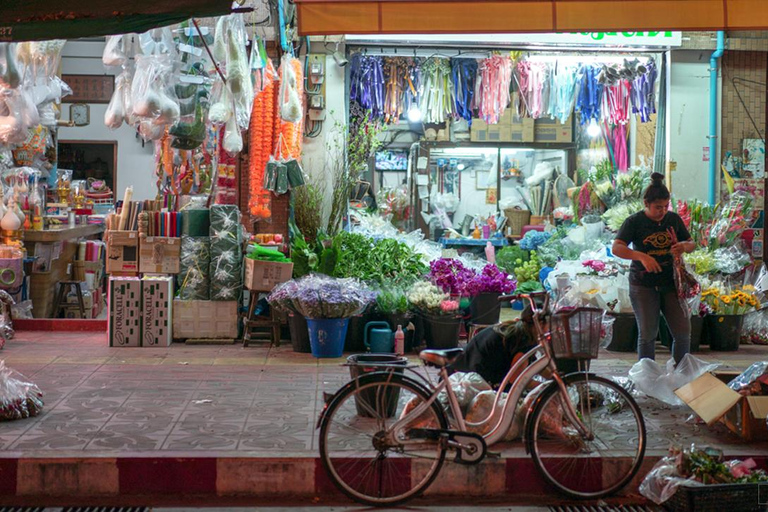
[294,0,768,35]
[0,0,273,43]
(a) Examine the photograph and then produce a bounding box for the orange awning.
[295,0,768,35]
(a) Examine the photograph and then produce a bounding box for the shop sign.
[347,32,682,48]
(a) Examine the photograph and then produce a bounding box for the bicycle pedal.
[486,451,502,459]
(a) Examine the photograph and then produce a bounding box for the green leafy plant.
[375,286,410,315]
[332,232,426,285]
[496,246,530,274]
[292,175,326,245]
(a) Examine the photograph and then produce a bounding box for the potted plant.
[464,264,517,325]
[407,281,462,349]
[268,274,376,358]
[702,285,760,351]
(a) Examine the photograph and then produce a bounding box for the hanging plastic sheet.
[350,54,385,119]
[452,59,477,127]
[576,64,603,124]
[421,57,454,124]
[631,59,658,123]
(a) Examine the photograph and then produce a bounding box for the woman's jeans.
[629,284,691,364]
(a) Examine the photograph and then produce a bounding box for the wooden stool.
[242,290,281,347]
[52,281,86,319]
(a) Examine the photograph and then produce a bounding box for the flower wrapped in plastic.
[707,191,755,250]
[712,243,752,275]
[267,274,376,319]
[0,361,43,421]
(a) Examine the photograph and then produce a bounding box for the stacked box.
[178,236,211,300]
[172,300,239,339]
[209,205,242,301]
[108,277,142,347]
[139,237,181,274]
[141,276,173,347]
[106,231,139,273]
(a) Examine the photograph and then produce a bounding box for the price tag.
[179,75,205,84]
[184,26,210,37]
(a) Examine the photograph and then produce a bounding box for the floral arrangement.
[707,192,754,250]
[675,199,716,247]
[701,285,760,316]
[428,258,476,295]
[268,274,376,319]
[375,285,410,315]
[407,281,458,316]
[602,199,643,232]
[519,230,552,251]
[684,248,717,276]
[463,264,517,297]
[615,167,650,201]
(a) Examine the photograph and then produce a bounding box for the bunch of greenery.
[292,174,326,245]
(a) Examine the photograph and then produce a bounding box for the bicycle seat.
[419,348,464,367]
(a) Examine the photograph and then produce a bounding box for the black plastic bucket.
[288,313,311,353]
[605,312,638,353]
[469,293,502,325]
[706,315,743,351]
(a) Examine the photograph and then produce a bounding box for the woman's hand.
[671,241,694,257]
[639,253,662,273]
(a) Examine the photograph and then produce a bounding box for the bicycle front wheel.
[528,373,646,499]
[318,372,448,507]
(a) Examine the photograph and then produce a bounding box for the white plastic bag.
[224,14,253,130]
[0,43,20,89]
[223,114,243,153]
[639,455,703,504]
[628,354,719,406]
[104,73,129,129]
[279,55,302,123]
[131,54,179,126]
[103,35,127,67]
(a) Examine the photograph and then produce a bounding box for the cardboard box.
[534,116,573,143]
[106,231,139,273]
[471,116,535,143]
[244,258,293,292]
[141,276,173,347]
[675,371,768,440]
[108,277,142,347]
[172,300,238,339]
[139,237,181,274]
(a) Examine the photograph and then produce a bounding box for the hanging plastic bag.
[0,43,21,89]
[170,79,210,150]
[264,158,279,192]
[224,14,253,130]
[104,73,128,130]
[285,159,306,189]
[222,114,242,154]
[208,80,231,125]
[139,28,176,57]
[103,35,127,67]
[279,55,302,123]
[131,54,179,125]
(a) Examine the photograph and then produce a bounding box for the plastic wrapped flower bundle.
[267,274,376,319]
[428,258,476,295]
[684,248,717,276]
[701,285,760,316]
[707,191,754,250]
[463,264,517,297]
[602,199,643,232]
[407,281,457,316]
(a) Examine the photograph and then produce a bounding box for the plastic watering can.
[364,321,394,353]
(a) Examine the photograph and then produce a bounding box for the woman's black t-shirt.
[615,211,691,288]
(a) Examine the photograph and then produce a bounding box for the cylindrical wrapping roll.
[178,236,211,300]
[182,209,211,237]
[77,242,87,261]
[209,205,242,301]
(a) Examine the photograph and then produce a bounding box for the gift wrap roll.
[182,209,211,237]
[178,236,211,300]
[209,205,242,301]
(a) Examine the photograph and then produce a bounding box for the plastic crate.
[664,482,764,512]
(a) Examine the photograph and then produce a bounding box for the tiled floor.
[0,330,765,457]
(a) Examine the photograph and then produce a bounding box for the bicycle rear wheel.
[318,372,448,507]
[527,373,646,499]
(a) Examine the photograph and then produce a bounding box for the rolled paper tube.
[118,187,133,231]
[77,242,87,261]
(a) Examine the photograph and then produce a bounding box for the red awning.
[295,0,768,35]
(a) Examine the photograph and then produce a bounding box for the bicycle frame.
[388,292,594,448]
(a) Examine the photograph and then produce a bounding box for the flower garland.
[248,59,277,219]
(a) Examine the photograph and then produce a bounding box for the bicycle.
[316,292,646,506]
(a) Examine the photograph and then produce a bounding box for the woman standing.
[612,173,695,363]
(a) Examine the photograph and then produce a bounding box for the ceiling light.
[587,119,601,138]
[407,105,422,123]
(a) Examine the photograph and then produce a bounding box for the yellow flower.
[721,296,732,305]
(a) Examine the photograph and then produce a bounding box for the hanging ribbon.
[513,59,530,118]
[383,57,408,123]
[577,64,603,124]
[451,58,477,126]
[527,61,548,119]
[350,54,385,119]
[549,65,578,124]
[421,57,454,124]
[477,54,512,124]
[403,58,421,115]
[603,79,631,125]
[613,124,629,171]
[631,59,657,123]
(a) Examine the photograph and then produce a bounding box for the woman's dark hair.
[643,172,671,203]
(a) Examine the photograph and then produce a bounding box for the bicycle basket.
[549,307,604,360]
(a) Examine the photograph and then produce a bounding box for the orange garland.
[248,59,277,219]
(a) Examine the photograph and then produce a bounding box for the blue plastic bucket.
[307,318,350,358]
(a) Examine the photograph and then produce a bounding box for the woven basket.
[504,209,531,236]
